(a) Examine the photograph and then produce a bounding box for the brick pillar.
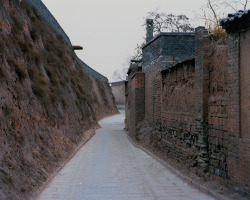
[126,63,145,140]
[194,27,211,175]
[226,32,241,192]
[134,72,145,126]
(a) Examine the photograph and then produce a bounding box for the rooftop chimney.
[146,19,154,43]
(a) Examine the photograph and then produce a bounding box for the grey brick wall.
[142,33,195,71]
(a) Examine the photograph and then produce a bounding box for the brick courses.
[126,64,145,140]
[126,10,250,197]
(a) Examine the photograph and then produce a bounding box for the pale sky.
[42,0,248,81]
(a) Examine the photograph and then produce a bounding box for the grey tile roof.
[220,10,250,25]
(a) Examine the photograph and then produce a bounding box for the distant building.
[110,80,126,105]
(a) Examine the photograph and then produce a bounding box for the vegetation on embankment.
[0,0,117,199]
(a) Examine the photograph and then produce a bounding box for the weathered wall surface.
[126,64,145,139]
[126,12,250,195]
[78,58,108,83]
[207,45,228,182]
[142,33,195,126]
[91,76,117,120]
[0,1,117,199]
[238,30,250,194]
[161,60,196,165]
[26,0,109,82]
[219,10,250,195]
[240,30,250,139]
[26,0,71,44]
[223,28,250,196]
[110,81,126,105]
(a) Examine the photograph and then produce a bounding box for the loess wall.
[0,0,117,199]
[161,60,197,166]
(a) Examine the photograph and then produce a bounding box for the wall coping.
[160,56,195,72]
[110,81,126,86]
[142,32,195,49]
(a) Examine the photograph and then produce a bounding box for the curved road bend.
[37,110,214,200]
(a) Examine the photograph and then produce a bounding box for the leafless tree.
[205,0,249,19]
[197,0,249,26]
[112,56,131,81]
[200,0,249,45]
[112,69,127,81]
[145,9,194,34]
[131,43,144,60]
[222,0,248,11]
[112,42,145,81]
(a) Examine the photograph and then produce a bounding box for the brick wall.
[226,32,242,193]
[223,29,250,195]
[142,33,195,126]
[126,10,250,196]
[161,60,196,165]
[238,30,250,194]
[125,64,145,139]
[219,11,250,194]
[194,27,210,175]
[143,33,195,69]
[207,45,228,183]
[144,65,161,125]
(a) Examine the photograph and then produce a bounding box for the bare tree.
[112,56,131,81]
[131,43,144,61]
[222,0,248,10]
[205,0,249,19]
[112,41,145,82]
[112,69,127,81]
[146,9,194,34]
[201,0,249,45]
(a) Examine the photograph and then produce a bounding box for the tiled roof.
[220,9,250,33]
[220,10,250,24]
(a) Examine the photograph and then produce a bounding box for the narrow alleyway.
[37,110,214,200]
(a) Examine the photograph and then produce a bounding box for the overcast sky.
[42,0,248,81]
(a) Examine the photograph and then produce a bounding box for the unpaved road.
[37,110,214,200]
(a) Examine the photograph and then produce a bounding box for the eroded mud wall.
[0,0,117,199]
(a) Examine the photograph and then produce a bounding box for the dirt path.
[37,110,214,200]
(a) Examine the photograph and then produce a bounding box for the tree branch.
[208,0,219,24]
[223,1,238,11]
[244,0,248,9]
